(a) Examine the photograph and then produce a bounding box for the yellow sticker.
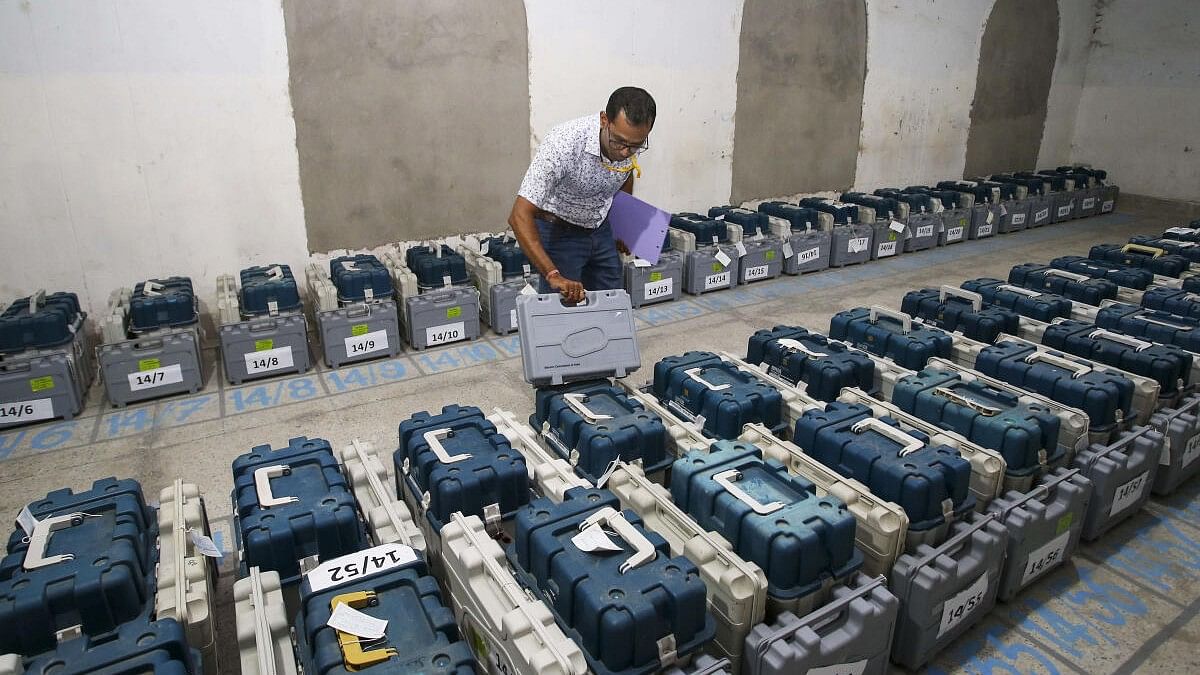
[711,262,725,272]
[765,250,776,261]
[447,306,463,319]
[30,376,54,392]
[138,358,161,372]
[649,272,663,282]
[351,324,369,337]
[254,339,274,351]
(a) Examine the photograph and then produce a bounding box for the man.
[508,87,656,303]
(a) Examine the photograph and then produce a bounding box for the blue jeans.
[535,218,623,293]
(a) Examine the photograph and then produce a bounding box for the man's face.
[600,110,652,161]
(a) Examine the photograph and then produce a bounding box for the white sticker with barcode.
[848,237,869,253]
[128,364,183,392]
[877,241,897,257]
[244,346,294,375]
[0,398,54,425]
[806,659,868,675]
[798,247,821,264]
[916,224,934,238]
[426,321,466,347]
[307,543,420,593]
[345,329,389,357]
[1021,530,1071,586]
[704,271,731,290]
[938,573,989,638]
[715,250,732,267]
[644,278,673,300]
[744,265,769,281]
[1109,471,1149,516]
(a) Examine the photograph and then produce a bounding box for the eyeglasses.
[605,126,650,154]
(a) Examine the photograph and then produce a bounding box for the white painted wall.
[1036,0,1096,168]
[1069,0,1200,201]
[854,0,994,190]
[0,0,307,319]
[523,0,744,213]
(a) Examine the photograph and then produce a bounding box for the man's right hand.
[548,274,585,304]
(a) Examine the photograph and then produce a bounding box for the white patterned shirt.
[518,114,635,229]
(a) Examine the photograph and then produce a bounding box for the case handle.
[685,367,731,391]
[939,285,983,311]
[775,338,828,359]
[1088,329,1152,351]
[578,507,657,574]
[562,393,613,423]
[1044,268,1090,282]
[1121,243,1164,258]
[423,428,473,464]
[997,284,1043,298]
[23,512,95,570]
[934,387,1002,416]
[331,591,396,669]
[1157,238,1195,248]
[713,469,785,515]
[868,306,912,334]
[29,289,46,314]
[254,465,300,508]
[851,417,925,457]
[1134,312,1193,330]
[1023,351,1092,378]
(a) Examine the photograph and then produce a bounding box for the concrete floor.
[3,204,1198,674]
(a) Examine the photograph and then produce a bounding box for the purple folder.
[608,191,671,265]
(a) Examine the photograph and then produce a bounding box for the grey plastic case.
[869,222,904,261]
[736,238,785,284]
[0,329,92,428]
[219,312,311,385]
[905,212,943,251]
[624,252,685,308]
[487,276,533,335]
[99,326,203,407]
[744,574,899,675]
[663,655,734,675]
[888,513,1009,671]
[314,298,402,368]
[404,285,481,350]
[1072,425,1163,540]
[1150,395,1200,495]
[516,290,640,386]
[986,468,1092,601]
[829,224,875,267]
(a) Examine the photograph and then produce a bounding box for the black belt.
[537,211,590,231]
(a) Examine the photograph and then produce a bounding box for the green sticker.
[138,358,161,372]
[889,232,899,241]
[765,250,776,261]
[711,262,725,272]
[649,272,663,282]
[351,324,369,336]
[1056,513,1074,535]
[30,376,54,392]
[254,339,274,351]
[447,306,463,319]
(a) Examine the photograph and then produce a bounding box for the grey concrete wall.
[964,0,1059,177]
[282,0,530,252]
[730,0,868,203]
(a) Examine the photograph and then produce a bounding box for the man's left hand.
[615,239,631,255]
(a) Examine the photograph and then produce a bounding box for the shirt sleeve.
[517,131,566,209]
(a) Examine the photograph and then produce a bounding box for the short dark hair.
[606,87,656,128]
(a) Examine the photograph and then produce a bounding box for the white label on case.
[1083,197,1096,209]
[735,241,748,257]
[1102,200,1115,212]
[947,226,965,241]
[715,250,733,267]
[1058,205,1072,218]
[571,525,624,553]
[1035,208,1050,221]
[889,220,906,233]
[644,278,673,300]
[345,329,389,356]
[327,602,388,639]
[744,265,770,281]
[1021,530,1071,586]
[16,505,37,537]
[509,308,517,328]
[916,224,935,238]
[1011,213,1027,226]
[128,364,183,392]
[877,241,898,257]
[704,271,730,290]
[798,247,821,264]
[307,543,420,593]
[782,242,794,258]
[1109,471,1149,516]
[938,573,989,638]
[0,398,54,424]
[631,258,652,268]
[1182,433,1200,467]
[977,224,994,237]
[848,237,869,253]
[244,346,294,374]
[426,321,466,347]
[986,209,995,224]
[807,659,868,675]
[189,529,224,558]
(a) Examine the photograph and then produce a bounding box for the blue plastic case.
[329,255,395,302]
[240,264,302,316]
[0,292,82,353]
[900,288,1021,343]
[959,278,1073,322]
[652,351,785,439]
[745,325,875,400]
[828,307,953,370]
[1007,263,1118,305]
[130,277,196,332]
